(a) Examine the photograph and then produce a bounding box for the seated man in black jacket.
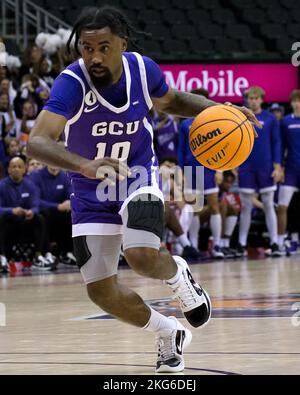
[0,156,55,272]
[29,164,76,265]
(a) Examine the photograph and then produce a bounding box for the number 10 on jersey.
[95,141,131,161]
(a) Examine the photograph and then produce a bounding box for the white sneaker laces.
[0,255,7,266]
[172,279,198,309]
[37,256,49,266]
[156,332,176,361]
[45,252,55,264]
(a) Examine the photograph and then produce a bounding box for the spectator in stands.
[153,111,178,164]
[0,66,8,82]
[238,86,283,257]
[32,57,52,94]
[50,47,69,76]
[30,165,76,265]
[0,79,9,94]
[269,103,285,121]
[0,156,55,271]
[36,56,55,88]
[15,100,38,146]
[0,110,7,178]
[20,144,27,158]
[20,45,43,78]
[5,137,20,157]
[26,157,44,175]
[0,78,16,105]
[14,74,43,117]
[0,92,16,136]
[35,86,50,106]
[4,138,21,173]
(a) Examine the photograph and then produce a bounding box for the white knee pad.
[278,185,297,207]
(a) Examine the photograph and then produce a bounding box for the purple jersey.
[239,110,281,171]
[153,115,178,163]
[281,113,300,171]
[44,53,168,235]
[178,118,218,194]
[238,110,281,193]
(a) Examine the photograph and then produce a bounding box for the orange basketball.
[189,105,255,171]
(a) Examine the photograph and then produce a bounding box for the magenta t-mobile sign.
[160,63,298,102]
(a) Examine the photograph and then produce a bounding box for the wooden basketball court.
[0,257,299,375]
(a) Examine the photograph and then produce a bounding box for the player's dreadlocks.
[66,5,148,55]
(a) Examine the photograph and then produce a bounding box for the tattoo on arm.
[163,90,217,118]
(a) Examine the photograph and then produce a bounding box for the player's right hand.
[80,158,131,186]
[57,200,71,212]
[272,165,284,183]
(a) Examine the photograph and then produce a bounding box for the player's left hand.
[225,102,262,136]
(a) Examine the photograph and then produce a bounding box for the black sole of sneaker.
[183,288,211,328]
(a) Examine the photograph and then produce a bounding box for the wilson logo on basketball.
[190,128,222,151]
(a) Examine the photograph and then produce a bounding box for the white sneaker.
[155,317,192,373]
[211,245,225,259]
[0,255,9,273]
[277,245,288,257]
[45,252,57,265]
[265,243,284,257]
[60,252,77,266]
[32,255,53,271]
[167,256,211,328]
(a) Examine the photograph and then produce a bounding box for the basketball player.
[27,6,260,372]
[269,103,284,122]
[153,111,178,164]
[277,90,300,254]
[237,87,283,257]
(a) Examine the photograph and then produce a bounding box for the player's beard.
[89,66,113,90]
